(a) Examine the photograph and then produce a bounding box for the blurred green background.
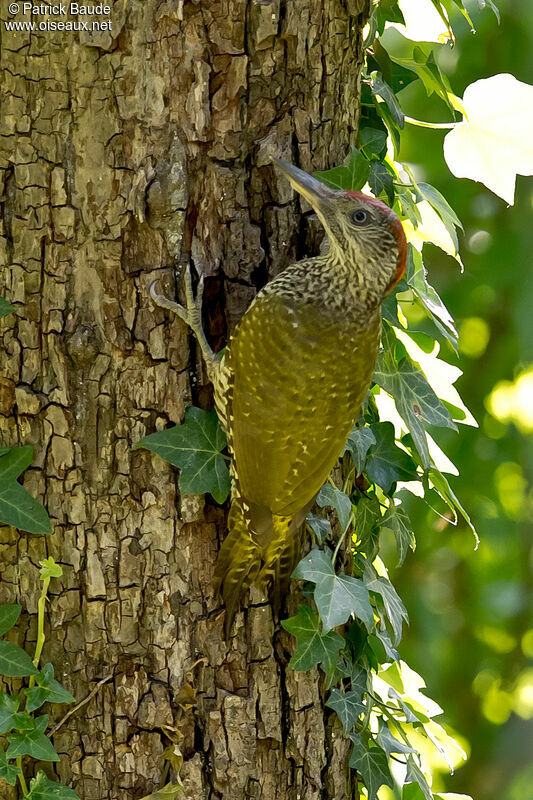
[382,1,533,798]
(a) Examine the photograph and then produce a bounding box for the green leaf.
[369,161,395,204]
[427,468,478,544]
[349,735,394,800]
[25,663,75,712]
[0,604,22,637]
[0,693,34,734]
[326,688,365,734]
[26,770,81,799]
[366,422,418,493]
[363,564,408,645]
[136,406,230,503]
[316,484,352,532]
[39,557,63,580]
[0,746,21,786]
[306,513,331,546]
[0,481,52,534]
[405,247,458,349]
[370,71,405,128]
[293,549,374,633]
[0,446,34,481]
[359,128,388,160]
[6,715,60,762]
[381,504,416,566]
[377,722,415,758]
[355,495,382,556]
[392,47,455,114]
[139,783,183,800]
[388,688,426,724]
[479,0,500,22]
[374,324,456,468]
[344,426,376,474]
[281,605,344,673]
[370,40,420,94]
[315,147,370,192]
[0,297,14,318]
[416,182,463,231]
[0,641,38,677]
[406,757,434,800]
[375,0,405,30]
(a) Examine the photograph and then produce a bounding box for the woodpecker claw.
[149,266,218,369]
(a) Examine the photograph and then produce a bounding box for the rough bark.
[0,1,370,797]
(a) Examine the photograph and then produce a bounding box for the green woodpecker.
[151,159,407,633]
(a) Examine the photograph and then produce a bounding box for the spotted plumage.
[150,159,407,635]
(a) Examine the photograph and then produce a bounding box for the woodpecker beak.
[272,158,336,214]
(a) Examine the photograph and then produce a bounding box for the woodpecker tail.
[215,492,302,636]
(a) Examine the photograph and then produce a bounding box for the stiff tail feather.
[216,494,305,635]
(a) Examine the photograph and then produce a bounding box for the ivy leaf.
[405,756,433,800]
[344,426,376,475]
[0,446,34,481]
[0,604,21,637]
[369,161,395,204]
[394,46,455,113]
[388,688,426,724]
[405,246,458,349]
[416,182,463,233]
[26,770,81,799]
[479,0,500,22]
[355,495,382,559]
[365,422,418,493]
[6,714,60,762]
[315,147,370,191]
[316,484,352,532]
[359,128,388,160]
[281,605,344,673]
[0,480,52,534]
[326,688,366,734]
[136,406,230,503]
[0,746,20,786]
[293,550,374,633]
[374,324,456,467]
[349,734,394,800]
[382,504,416,566]
[139,783,183,800]
[39,557,63,580]
[25,663,75,712]
[364,564,408,645]
[0,297,14,318]
[0,693,34,734]
[444,74,533,204]
[0,641,38,677]
[377,722,415,757]
[370,71,405,127]
[427,468,478,544]
[370,40,419,94]
[375,0,405,30]
[306,513,331,546]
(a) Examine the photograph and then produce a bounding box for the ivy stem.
[403,115,458,130]
[331,515,352,567]
[17,759,28,796]
[29,573,50,687]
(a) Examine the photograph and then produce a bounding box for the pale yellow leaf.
[389,0,451,43]
[444,74,533,204]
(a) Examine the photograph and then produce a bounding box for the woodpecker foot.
[150,264,216,366]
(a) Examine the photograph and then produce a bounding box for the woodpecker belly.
[214,267,381,631]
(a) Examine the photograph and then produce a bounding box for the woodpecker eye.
[351,209,370,226]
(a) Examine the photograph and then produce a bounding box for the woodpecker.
[151,159,407,634]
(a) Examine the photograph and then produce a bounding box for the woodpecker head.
[273,158,407,297]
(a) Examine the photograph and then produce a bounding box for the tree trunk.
[0,1,370,797]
